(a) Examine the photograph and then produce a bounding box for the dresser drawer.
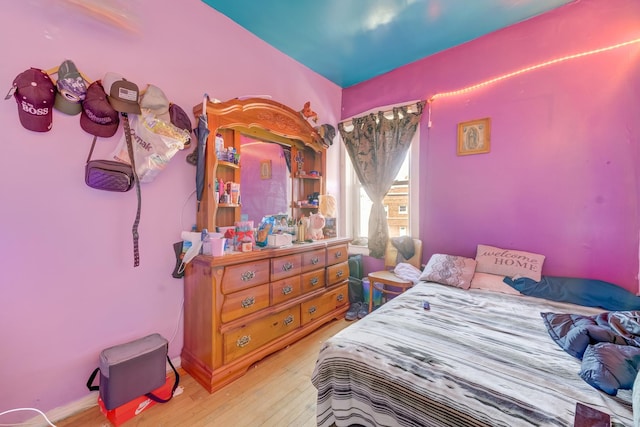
[223,305,301,364]
[300,283,348,325]
[301,269,325,294]
[220,284,270,323]
[326,244,348,266]
[326,261,349,286]
[271,254,302,281]
[221,260,270,294]
[271,275,302,305]
[301,248,326,272]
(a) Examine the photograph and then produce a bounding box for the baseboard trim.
[27,357,182,426]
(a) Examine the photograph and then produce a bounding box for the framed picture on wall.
[260,160,272,179]
[457,118,491,156]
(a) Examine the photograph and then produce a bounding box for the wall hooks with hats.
[46,65,92,86]
[48,60,91,116]
[6,68,56,132]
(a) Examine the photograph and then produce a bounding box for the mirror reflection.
[240,135,292,224]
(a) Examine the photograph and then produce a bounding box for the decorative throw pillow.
[419,254,476,290]
[469,272,521,296]
[475,244,545,281]
[505,276,640,310]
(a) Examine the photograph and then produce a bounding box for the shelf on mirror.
[218,161,240,169]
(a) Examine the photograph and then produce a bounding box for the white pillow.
[470,272,521,296]
[419,254,476,290]
[475,244,545,282]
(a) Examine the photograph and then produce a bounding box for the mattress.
[311,281,633,426]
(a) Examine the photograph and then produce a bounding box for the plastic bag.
[255,216,276,247]
[112,111,189,183]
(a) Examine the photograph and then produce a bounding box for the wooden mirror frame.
[193,97,327,232]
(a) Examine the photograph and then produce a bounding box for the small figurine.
[295,151,304,174]
[307,212,325,240]
[300,101,318,123]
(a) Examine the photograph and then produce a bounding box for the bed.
[311,280,634,426]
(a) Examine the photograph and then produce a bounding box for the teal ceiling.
[203,0,574,88]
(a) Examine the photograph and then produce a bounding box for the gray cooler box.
[87,333,172,410]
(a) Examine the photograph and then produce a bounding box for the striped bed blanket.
[311,281,633,426]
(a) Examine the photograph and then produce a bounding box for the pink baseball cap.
[81,80,120,138]
[10,68,56,132]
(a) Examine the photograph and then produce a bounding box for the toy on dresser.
[307,212,325,240]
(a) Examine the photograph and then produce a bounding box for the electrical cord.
[169,297,184,346]
[0,407,56,427]
[180,188,196,231]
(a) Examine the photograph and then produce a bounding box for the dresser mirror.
[193,97,326,232]
[240,136,292,224]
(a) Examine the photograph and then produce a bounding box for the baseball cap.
[102,72,141,114]
[169,103,192,147]
[54,59,87,116]
[81,80,119,137]
[315,124,336,147]
[140,84,170,119]
[9,68,56,132]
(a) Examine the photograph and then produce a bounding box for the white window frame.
[341,117,420,255]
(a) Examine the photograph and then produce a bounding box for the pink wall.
[0,1,341,424]
[344,0,640,293]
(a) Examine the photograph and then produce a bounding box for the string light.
[425,37,640,127]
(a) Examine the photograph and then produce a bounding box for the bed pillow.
[579,342,640,396]
[475,244,545,282]
[470,272,521,295]
[419,254,476,290]
[504,276,640,310]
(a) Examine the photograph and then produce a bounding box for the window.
[344,128,419,248]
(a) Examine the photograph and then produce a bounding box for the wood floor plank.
[56,319,350,427]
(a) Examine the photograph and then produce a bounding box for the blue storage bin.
[362,278,383,306]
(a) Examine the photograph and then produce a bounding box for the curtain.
[339,101,425,258]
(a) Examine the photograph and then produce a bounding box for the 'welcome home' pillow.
[475,244,545,281]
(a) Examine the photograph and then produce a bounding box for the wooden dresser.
[182,237,351,393]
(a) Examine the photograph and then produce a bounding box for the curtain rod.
[339,100,424,128]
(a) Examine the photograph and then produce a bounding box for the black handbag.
[84,115,142,267]
[85,135,134,192]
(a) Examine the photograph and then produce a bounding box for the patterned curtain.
[339,101,425,258]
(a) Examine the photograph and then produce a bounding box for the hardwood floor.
[57,318,350,427]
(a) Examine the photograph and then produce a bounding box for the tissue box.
[267,234,292,247]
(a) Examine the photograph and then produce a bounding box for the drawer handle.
[241,271,256,281]
[311,257,319,264]
[336,270,344,278]
[337,293,345,302]
[335,251,342,258]
[308,306,317,315]
[283,315,294,326]
[282,285,293,295]
[241,296,255,308]
[282,262,294,271]
[310,277,319,286]
[236,335,251,348]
